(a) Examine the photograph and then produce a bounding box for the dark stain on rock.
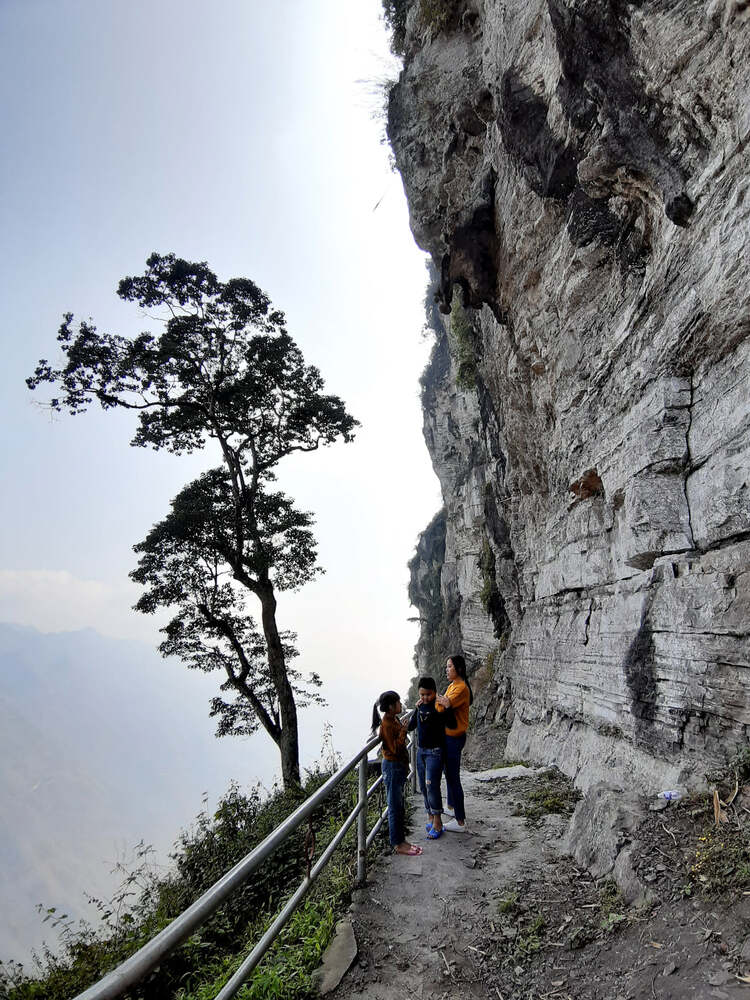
[478,528,512,641]
[476,374,507,484]
[665,193,694,227]
[623,595,659,745]
[484,483,513,561]
[456,89,494,137]
[438,200,498,313]
[498,70,578,201]
[547,0,635,90]
[556,75,598,131]
[566,189,621,248]
[547,0,701,228]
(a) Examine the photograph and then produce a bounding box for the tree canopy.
[28,253,359,786]
[130,468,324,748]
[28,253,357,468]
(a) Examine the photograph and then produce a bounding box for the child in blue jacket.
[407,676,455,839]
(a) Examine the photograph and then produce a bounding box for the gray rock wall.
[396,0,750,791]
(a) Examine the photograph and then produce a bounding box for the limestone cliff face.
[395,0,750,790]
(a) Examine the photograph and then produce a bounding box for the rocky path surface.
[326,753,750,1000]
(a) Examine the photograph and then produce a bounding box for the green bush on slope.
[1,770,387,1000]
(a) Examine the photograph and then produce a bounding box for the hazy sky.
[0,1,441,775]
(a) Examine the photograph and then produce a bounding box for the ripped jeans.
[416,746,444,816]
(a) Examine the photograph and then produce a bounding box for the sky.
[0,0,441,780]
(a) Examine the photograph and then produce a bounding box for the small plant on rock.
[514,769,582,826]
[449,289,478,389]
[418,0,455,35]
[381,0,411,54]
[515,915,546,959]
[498,892,518,914]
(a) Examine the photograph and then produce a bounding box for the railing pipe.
[367,774,383,797]
[74,734,381,1000]
[365,806,388,849]
[356,755,367,886]
[215,798,366,1000]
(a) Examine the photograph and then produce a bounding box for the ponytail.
[449,654,473,705]
[371,690,401,735]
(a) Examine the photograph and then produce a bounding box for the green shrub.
[449,290,477,390]
[497,893,518,914]
[0,770,388,1000]
[515,769,582,826]
[381,0,411,55]
[417,0,455,36]
[382,0,460,55]
[515,915,546,958]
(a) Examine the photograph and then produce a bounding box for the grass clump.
[417,0,457,36]
[513,769,582,826]
[175,893,340,1000]
[598,878,627,933]
[601,912,628,934]
[672,751,750,899]
[515,915,546,959]
[687,824,750,896]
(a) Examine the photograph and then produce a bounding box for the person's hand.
[436,693,451,708]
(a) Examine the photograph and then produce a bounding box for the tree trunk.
[258,583,301,788]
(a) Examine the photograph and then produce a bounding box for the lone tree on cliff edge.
[27,253,359,788]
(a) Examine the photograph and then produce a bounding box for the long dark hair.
[448,654,473,705]
[371,690,400,734]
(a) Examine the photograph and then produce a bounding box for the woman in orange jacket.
[436,653,473,831]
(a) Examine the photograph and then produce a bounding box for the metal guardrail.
[75,724,418,1000]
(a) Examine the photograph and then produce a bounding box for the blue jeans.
[417,747,443,816]
[444,733,466,822]
[381,760,407,847]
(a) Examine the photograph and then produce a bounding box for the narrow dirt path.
[330,756,750,1000]
[331,765,566,999]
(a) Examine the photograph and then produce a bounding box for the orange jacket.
[380,714,409,766]
[436,679,470,737]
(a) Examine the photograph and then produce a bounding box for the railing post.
[356,754,367,886]
[410,736,417,794]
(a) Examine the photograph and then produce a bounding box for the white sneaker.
[443,818,467,833]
